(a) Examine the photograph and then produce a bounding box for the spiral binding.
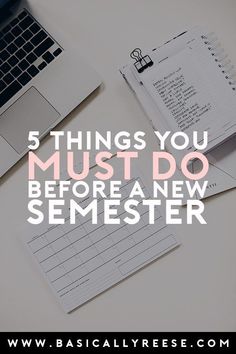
[201,33,236,91]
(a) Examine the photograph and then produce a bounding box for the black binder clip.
[130,48,154,73]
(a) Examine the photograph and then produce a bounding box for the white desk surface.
[0,0,236,331]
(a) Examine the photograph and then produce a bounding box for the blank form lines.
[25,168,179,312]
[51,210,155,283]
[57,223,166,294]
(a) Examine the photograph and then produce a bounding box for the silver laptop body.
[0,0,101,177]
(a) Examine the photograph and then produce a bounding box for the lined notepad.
[126,27,236,163]
[121,27,236,199]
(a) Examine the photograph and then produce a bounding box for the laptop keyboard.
[0,10,63,108]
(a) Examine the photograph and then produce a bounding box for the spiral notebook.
[121,27,236,165]
[120,27,236,199]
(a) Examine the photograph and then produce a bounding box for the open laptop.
[0,0,101,177]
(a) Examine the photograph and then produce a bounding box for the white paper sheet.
[120,27,236,200]
[23,157,179,312]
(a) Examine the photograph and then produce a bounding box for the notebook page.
[129,27,206,136]
[138,47,235,156]
[120,28,236,200]
[130,29,236,160]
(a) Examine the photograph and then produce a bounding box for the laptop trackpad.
[0,87,60,154]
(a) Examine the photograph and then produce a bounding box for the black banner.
[0,332,235,353]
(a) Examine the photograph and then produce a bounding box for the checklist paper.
[120,27,236,201]
[23,158,179,312]
[128,27,236,165]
